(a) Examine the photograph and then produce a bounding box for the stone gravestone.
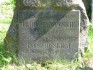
[5,0,89,62]
[18,10,80,62]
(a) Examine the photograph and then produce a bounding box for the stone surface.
[18,10,80,62]
[16,0,89,51]
[4,0,89,62]
[4,11,18,53]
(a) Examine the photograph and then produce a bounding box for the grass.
[0,0,93,70]
[0,24,17,67]
[0,0,15,24]
[83,23,93,59]
[0,0,15,67]
[0,60,84,70]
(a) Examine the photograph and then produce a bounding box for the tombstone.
[4,0,89,62]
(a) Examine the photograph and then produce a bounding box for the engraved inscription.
[27,43,71,49]
[19,21,78,28]
[58,22,78,27]
[18,10,80,62]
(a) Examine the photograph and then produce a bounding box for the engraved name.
[19,21,78,28]
[27,43,71,49]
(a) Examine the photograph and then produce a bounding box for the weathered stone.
[15,0,89,27]
[18,10,80,62]
[4,11,18,53]
[4,0,89,62]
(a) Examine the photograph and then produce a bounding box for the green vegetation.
[0,0,93,70]
[0,0,15,24]
[83,23,93,59]
[0,0,15,67]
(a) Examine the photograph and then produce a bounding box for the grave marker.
[18,10,80,62]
